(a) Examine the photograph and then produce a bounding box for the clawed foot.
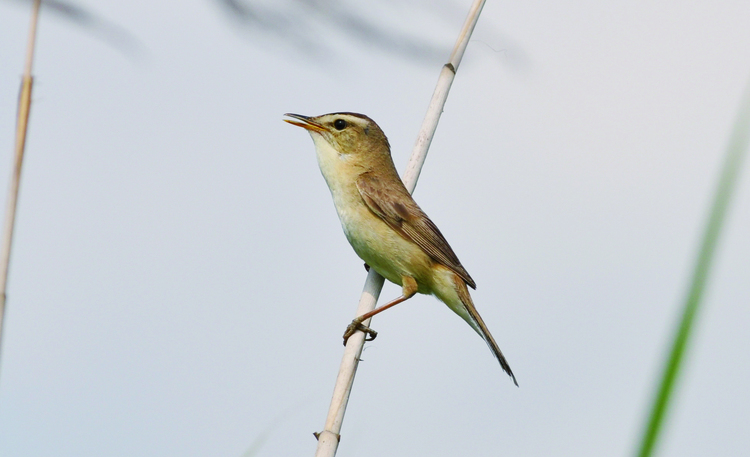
[342,317,378,345]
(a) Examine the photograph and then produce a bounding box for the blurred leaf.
[6,0,146,60]
[214,0,455,64]
[636,76,750,457]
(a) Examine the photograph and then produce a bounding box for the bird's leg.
[343,276,418,345]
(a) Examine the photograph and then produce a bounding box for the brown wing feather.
[356,172,476,289]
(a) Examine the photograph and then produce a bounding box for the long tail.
[455,278,518,386]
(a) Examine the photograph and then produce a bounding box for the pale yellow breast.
[311,133,433,290]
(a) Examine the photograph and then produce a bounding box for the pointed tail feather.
[455,278,518,386]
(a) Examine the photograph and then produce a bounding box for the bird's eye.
[333,119,347,130]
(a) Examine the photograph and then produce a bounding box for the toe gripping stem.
[342,317,377,346]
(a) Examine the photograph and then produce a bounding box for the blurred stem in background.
[636,77,750,457]
[0,0,40,373]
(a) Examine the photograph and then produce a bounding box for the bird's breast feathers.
[310,133,431,285]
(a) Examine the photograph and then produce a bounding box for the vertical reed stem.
[0,0,42,368]
[313,1,487,456]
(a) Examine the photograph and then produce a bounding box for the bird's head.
[284,112,392,164]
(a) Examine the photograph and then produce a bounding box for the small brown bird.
[284,112,517,386]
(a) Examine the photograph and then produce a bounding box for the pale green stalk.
[636,77,750,457]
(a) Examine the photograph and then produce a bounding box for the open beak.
[283,113,326,132]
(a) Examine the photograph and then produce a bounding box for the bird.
[284,112,517,386]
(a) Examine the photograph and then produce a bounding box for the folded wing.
[356,172,476,289]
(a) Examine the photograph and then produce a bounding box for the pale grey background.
[0,1,749,456]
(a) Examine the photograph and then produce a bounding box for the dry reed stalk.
[313,1,488,455]
[0,0,42,367]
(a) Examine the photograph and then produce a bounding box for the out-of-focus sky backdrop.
[1,1,749,456]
